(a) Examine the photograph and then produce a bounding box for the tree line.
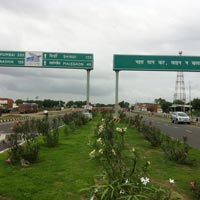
[15,99,114,110]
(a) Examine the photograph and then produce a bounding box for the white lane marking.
[174,126,178,128]
[186,130,192,133]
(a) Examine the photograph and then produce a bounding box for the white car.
[82,111,92,120]
[171,112,191,124]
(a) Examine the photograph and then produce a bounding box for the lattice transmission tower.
[174,71,186,103]
[173,51,186,103]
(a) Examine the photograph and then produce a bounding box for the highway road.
[139,115,200,150]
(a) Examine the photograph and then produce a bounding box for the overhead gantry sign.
[113,54,200,104]
[0,51,94,105]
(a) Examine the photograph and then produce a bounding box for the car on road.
[81,110,92,120]
[171,112,191,124]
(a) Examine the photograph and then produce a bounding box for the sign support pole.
[86,69,91,105]
[115,70,119,105]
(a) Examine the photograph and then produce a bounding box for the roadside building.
[170,104,192,113]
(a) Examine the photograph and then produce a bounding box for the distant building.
[170,104,192,113]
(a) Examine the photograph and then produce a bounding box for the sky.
[0,0,200,104]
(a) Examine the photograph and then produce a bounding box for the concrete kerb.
[0,116,31,123]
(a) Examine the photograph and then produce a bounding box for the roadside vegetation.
[0,111,200,199]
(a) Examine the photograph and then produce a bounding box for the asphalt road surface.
[140,115,200,150]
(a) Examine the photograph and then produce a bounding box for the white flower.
[101,118,105,122]
[169,178,175,184]
[147,161,151,165]
[94,188,98,193]
[125,179,129,184]
[140,177,150,185]
[122,127,127,132]
[99,149,103,154]
[116,127,122,132]
[98,125,104,134]
[111,149,116,155]
[97,138,103,144]
[131,147,135,152]
[89,150,96,158]
[99,125,104,130]
[120,190,125,194]
[90,195,95,200]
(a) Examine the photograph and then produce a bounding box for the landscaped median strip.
[0,116,31,123]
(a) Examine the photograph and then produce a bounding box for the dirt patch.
[0,195,12,200]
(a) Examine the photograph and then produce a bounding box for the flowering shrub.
[22,141,40,163]
[130,114,194,165]
[8,120,40,163]
[62,112,90,134]
[190,181,200,199]
[63,112,89,126]
[100,109,113,118]
[35,117,63,147]
[85,114,171,199]
[161,135,193,164]
[118,110,126,121]
[131,114,144,131]
[140,121,163,147]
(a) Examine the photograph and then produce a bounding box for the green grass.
[124,123,200,199]
[0,117,101,200]
[0,116,200,199]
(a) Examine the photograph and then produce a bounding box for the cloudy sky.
[0,0,200,104]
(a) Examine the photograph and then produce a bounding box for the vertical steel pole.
[115,70,119,105]
[86,69,90,105]
[189,81,192,116]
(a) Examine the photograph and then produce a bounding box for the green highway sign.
[0,51,93,70]
[114,55,200,71]
[43,52,93,69]
[0,51,25,67]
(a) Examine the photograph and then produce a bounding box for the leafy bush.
[161,136,192,164]
[36,118,50,136]
[64,125,70,136]
[62,113,73,124]
[7,120,40,164]
[22,141,40,163]
[43,118,59,147]
[69,121,76,133]
[63,112,89,132]
[8,145,24,163]
[118,110,126,121]
[140,122,163,147]
[131,114,144,131]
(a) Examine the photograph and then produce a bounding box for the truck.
[0,98,14,112]
[18,103,38,114]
